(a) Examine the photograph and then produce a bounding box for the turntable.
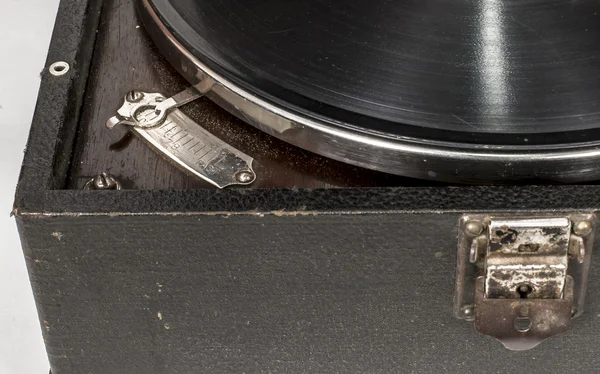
[14,0,600,373]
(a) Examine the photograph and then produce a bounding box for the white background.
[0,0,61,373]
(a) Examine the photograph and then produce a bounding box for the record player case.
[14,0,600,373]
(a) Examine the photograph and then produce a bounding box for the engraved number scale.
[107,82,256,189]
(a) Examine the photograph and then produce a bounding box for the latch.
[454,214,595,350]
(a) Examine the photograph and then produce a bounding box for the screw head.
[236,171,255,184]
[573,220,593,237]
[465,220,484,236]
[94,174,111,189]
[84,173,122,190]
[126,90,144,103]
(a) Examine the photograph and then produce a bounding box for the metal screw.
[461,304,475,321]
[84,173,122,190]
[573,220,593,237]
[464,220,484,237]
[236,171,255,184]
[126,90,144,103]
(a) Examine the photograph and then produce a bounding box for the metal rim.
[137,0,600,183]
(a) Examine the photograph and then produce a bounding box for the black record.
[146,0,600,146]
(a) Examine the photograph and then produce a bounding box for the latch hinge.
[454,214,595,350]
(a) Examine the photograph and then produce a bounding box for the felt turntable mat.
[149,0,600,145]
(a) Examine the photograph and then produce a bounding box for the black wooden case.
[14,0,600,373]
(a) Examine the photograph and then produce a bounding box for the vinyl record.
[138,0,600,182]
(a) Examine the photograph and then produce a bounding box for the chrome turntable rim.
[137,0,600,183]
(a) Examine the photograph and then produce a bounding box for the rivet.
[465,220,484,237]
[573,220,593,237]
[236,171,255,184]
[461,304,475,321]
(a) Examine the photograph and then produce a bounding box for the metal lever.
[107,80,213,129]
[106,83,256,189]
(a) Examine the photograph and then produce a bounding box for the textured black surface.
[15,0,102,199]
[11,185,600,216]
[13,0,104,242]
[18,213,600,374]
[151,0,600,146]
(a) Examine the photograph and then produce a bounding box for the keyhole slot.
[516,284,533,298]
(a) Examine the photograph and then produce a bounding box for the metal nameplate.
[107,90,256,189]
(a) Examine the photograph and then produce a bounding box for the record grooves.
[138,0,600,182]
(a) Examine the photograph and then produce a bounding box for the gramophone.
[15,0,600,372]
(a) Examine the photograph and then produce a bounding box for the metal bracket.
[454,214,596,350]
[107,88,256,189]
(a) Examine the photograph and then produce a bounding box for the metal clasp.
[454,214,595,350]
